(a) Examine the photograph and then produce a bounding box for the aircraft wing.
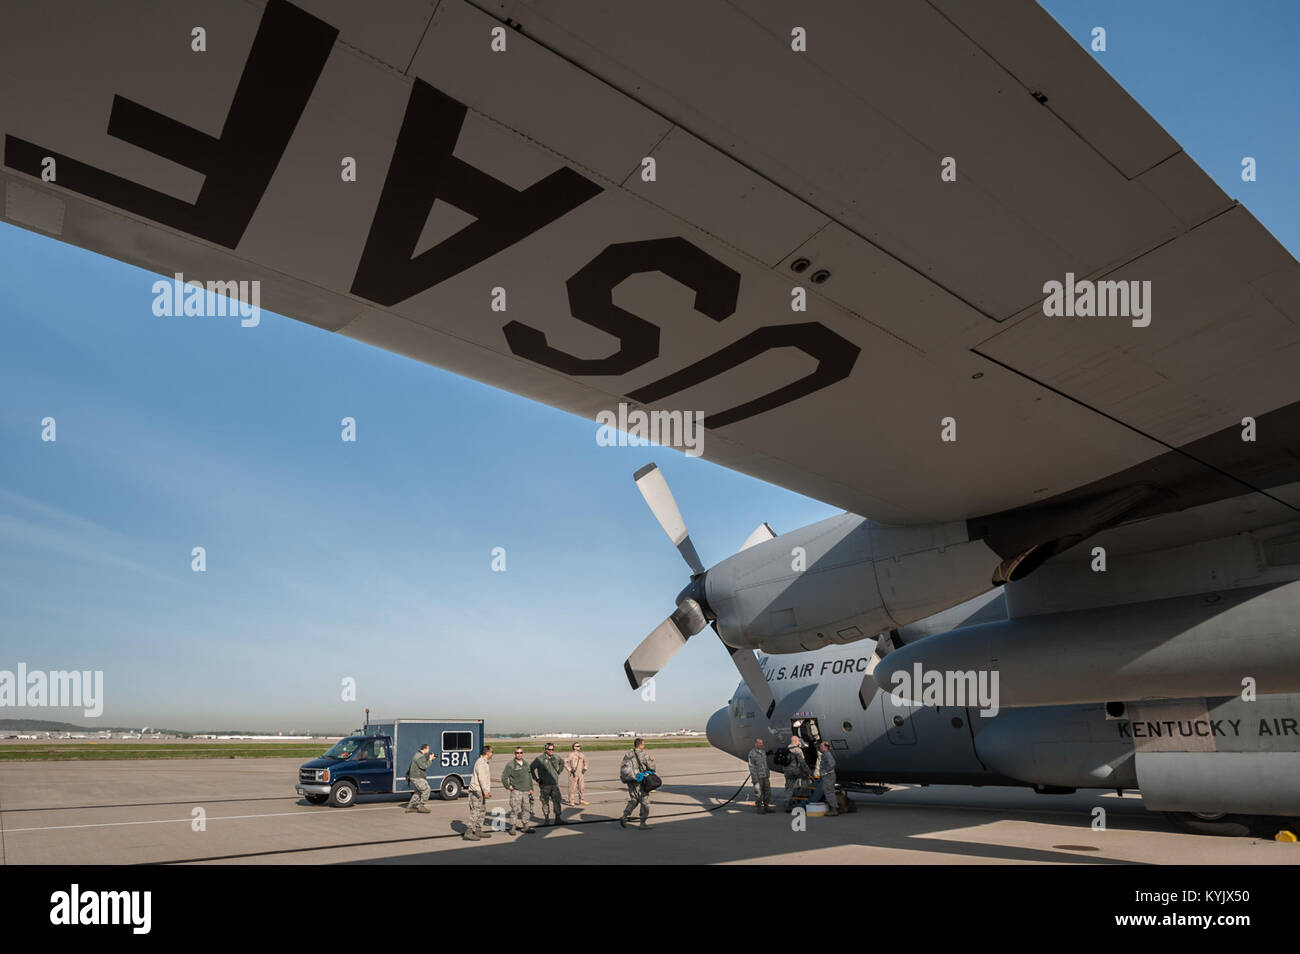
[3,0,1298,561]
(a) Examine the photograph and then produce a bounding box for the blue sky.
[0,229,837,731]
[2,1,1297,732]
[1040,0,1300,255]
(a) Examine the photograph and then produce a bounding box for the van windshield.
[322,738,364,760]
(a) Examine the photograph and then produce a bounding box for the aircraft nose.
[706,706,734,754]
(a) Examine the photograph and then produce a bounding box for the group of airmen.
[747,735,840,815]
[403,732,839,841]
[404,737,659,840]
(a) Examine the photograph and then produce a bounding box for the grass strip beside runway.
[0,740,711,761]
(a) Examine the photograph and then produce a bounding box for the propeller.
[738,521,775,552]
[856,629,898,710]
[624,463,777,719]
[632,462,705,574]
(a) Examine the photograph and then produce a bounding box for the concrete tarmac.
[1,748,1296,864]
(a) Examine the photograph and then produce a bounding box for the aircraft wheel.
[1167,812,1256,836]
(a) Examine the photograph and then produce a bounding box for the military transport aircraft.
[3,1,1298,833]
[702,590,1300,838]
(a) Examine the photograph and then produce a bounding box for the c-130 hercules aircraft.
[2,1,1298,834]
[637,459,1300,837]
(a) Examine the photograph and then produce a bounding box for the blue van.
[296,717,484,807]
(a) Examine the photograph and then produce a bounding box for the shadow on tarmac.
[341,782,1151,865]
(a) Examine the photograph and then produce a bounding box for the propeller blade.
[624,599,708,689]
[633,463,705,575]
[738,522,776,552]
[722,637,777,720]
[857,630,897,709]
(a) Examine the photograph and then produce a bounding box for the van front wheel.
[441,776,463,800]
[329,781,358,807]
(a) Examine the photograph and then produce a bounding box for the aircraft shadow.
[340,782,1148,865]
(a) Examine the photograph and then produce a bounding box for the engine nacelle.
[973,704,1138,790]
[972,696,1300,816]
[1124,696,1300,816]
[874,581,1300,707]
[704,512,1002,653]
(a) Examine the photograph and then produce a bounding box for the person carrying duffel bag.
[619,738,658,830]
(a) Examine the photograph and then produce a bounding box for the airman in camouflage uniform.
[747,737,772,813]
[500,746,537,834]
[530,742,567,825]
[815,741,839,815]
[782,736,810,813]
[619,738,655,830]
[465,744,494,841]
[404,744,433,813]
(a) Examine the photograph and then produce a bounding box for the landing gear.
[1167,812,1256,837]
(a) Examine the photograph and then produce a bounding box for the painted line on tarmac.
[0,795,291,814]
[4,802,404,833]
[2,778,743,834]
[0,769,742,814]
[0,785,664,831]
[151,776,755,864]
